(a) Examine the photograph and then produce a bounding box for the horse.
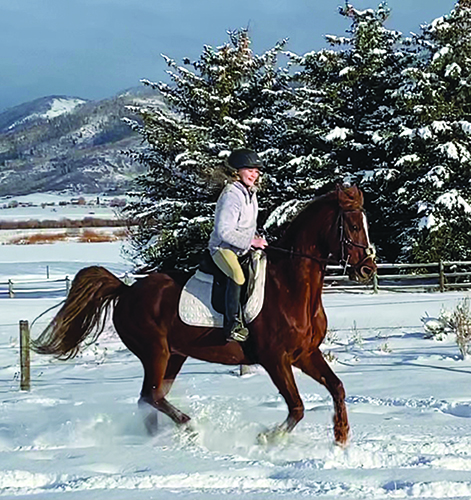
[31,185,376,445]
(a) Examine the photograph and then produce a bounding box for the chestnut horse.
[32,185,376,445]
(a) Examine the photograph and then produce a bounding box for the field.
[1,201,471,499]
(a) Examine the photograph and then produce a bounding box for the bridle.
[267,207,375,273]
[338,209,376,273]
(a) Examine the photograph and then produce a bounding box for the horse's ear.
[337,184,363,210]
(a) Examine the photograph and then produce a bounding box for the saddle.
[178,249,267,328]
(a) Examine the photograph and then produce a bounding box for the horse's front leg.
[259,353,304,442]
[296,348,349,446]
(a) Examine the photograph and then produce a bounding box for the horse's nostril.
[360,266,374,279]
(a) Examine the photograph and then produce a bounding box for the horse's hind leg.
[153,353,190,424]
[139,350,190,435]
[296,348,349,445]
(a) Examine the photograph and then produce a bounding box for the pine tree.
[274,3,413,259]
[124,30,290,271]
[391,0,471,262]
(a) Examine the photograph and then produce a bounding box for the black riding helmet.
[227,148,263,170]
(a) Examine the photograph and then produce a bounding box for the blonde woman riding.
[208,149,268,342]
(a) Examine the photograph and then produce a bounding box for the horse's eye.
[352,225,359,231]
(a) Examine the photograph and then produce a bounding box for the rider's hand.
[251,236,268,249]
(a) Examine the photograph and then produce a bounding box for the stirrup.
[226,322,249,342]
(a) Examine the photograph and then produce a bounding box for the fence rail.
[323,260,471,293]
[1,261,471,298]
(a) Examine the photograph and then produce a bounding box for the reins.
[265,245,338,265]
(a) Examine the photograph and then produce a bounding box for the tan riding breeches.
[211,248,245,286]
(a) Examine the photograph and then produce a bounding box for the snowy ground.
[0,193,124,222]
[1,242,471,499]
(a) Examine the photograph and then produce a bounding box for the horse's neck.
[267,254,325,322]
[278,200,337,259]
[268,253,325,295]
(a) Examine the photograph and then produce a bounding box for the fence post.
[65,276,70,294]
[19,320,31,391]
[240,365,251,376]
[439,260,445,293]
[372,272,379,294]
[8,279,14,298]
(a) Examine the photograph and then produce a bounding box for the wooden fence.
[323,260,471,293]
[1,262,471,298]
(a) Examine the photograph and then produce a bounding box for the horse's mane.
[275,185,364,249]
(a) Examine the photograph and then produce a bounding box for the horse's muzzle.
[348,257,377,284]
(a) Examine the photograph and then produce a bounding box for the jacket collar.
[233,180,257,198]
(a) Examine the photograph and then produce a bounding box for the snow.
[324,127,350,142]
[432,46,451,62]
[417,126,433,140]
[0,203,118,223]
[418,212,436,230]
[437,142,459,161]
[339,67,354,77]
[42,98,86,119]
[263,199,305,230]
[436,190,471,214]
[420,166,449,189]
[2,206,471,498]
[445,62,461,78]
[395,154,420,167]
[6,98,86,131]
[431,121,451,134]
[459,121,471,135]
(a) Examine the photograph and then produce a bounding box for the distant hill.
[0,95,88,133]
[0,87,163,196]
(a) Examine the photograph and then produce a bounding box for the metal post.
[373,272,379,294]
[439,260,445,293]
[46,265,50,279]
[19,320,31,391]
[8,279,14,298]
[65,276,70,294]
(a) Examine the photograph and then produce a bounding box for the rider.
[208,148,268,342]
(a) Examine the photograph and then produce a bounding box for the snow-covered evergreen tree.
[125,2,471,269]
[277,3,413,260]
[390,0,471,262]
[125,30,290,271]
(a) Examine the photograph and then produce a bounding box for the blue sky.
[0,0,457,112]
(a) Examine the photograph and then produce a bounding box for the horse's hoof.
[178,413,191,425]
[257,427,288,445]
[334,435,350,449]
[334,424,350,448]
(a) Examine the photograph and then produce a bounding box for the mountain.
[0,87,163,196]
[0,96,88,133]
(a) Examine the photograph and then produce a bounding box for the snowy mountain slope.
[0,96,87,133]
[0,88,164,196]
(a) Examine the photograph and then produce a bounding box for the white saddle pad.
[179,251,267,328]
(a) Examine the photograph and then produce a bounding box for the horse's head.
[272,184,376,282]
[334,185,377,283]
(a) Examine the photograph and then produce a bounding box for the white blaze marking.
[362,212,372,247]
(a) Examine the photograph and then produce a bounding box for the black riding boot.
[224,278,249,342]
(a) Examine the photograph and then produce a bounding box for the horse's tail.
[31,266,127,359]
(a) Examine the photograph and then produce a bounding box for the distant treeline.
[0,217,133,230]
